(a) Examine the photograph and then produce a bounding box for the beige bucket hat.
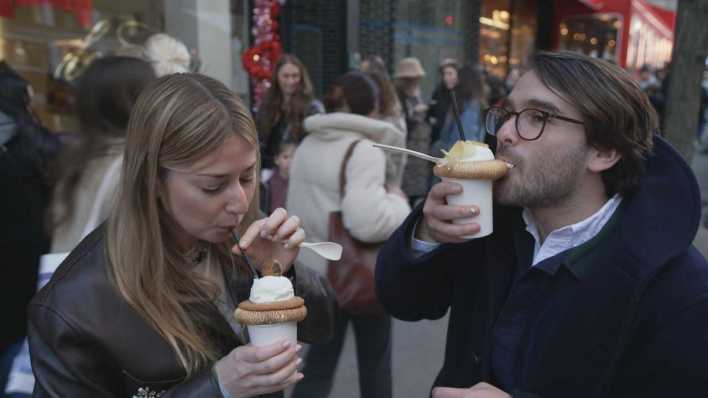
[394,57,426,78]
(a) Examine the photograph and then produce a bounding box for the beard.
[494,143,590,209]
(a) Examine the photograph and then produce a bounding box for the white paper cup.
[247,322,297,346]
[443,177,493,239]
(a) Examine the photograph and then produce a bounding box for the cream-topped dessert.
[434,140,510,180]
[234,260,307,346]
[249,276,294,303]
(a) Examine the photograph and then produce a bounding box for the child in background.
[260,141,296,213]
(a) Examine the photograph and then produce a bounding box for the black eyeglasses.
[484,106,584,141]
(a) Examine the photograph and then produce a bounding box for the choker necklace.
[185,243,208,265]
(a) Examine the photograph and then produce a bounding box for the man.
[376,51,708,397]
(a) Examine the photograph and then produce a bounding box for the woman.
[432,65,488,153]
[50,56,156,253]
[361,55,408,188]
[256,54,323,170]
[426,58,459,145]
[27,73,335,397]
[288,72,410,398]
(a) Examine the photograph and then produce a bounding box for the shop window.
[559,13,621,64]
[394,0,468,98]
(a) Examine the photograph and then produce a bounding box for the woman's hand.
[233,208,305,274]
[213,340,303,397]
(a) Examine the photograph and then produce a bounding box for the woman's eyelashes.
[201,183,225,194]
[200,172,254,194]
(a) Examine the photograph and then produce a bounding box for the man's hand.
[417,181,480,243]
[432,382,511,398]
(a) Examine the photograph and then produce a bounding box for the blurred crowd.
[2,29,708,397]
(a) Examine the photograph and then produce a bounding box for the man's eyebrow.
[526,99,562,115]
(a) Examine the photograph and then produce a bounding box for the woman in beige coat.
[288,72,410,398]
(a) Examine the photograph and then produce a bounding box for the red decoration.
[242,40,282,80]
[243,0,286,111]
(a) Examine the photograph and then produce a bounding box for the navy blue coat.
[376,137,708,397]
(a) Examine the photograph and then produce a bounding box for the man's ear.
[588,146,621,173]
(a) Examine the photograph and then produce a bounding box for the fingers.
[238,219,266,251]
[249,343,302,375]
[249,351,301,388]
[256,369,304,395]
[261,208,289,239]
[242,208,305,249]
[432,387,470,398]
[284,227,305,249]
[424,182,481,242]
[429,181,463,202]
[235,339,290,363]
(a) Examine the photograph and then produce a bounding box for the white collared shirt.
[523,194,622,265]
[411,194,623,265]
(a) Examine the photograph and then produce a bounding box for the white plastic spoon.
[374,143,514,168]
[300,241,343,261]
[372,143,444,164]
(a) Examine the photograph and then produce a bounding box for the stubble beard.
[494,145,589,209]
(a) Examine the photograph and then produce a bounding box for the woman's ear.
[588,146,621,173]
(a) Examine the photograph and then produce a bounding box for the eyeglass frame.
[483,106,584,141]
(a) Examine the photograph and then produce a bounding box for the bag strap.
[338,140,362,198]
[79,155,122,239]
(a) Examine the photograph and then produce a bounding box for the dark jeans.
[291,308,392,398]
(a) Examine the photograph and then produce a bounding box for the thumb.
[432,386,470,398]
[238,339,290,363]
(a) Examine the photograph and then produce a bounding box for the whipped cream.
[445,140,495,162]
[249,276,294,303]
[460,145,494,161]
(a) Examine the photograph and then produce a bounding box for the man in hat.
[376,51,708,397]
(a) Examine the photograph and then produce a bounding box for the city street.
[291,138,708,398]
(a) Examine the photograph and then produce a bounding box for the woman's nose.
[225,183,248,214]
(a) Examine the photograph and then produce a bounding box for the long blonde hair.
[106,73,260,375]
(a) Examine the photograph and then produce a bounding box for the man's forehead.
[506,70,576,115]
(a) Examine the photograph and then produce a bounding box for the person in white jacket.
[288,72,411,398]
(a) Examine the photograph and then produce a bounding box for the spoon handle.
[372,143,442,164]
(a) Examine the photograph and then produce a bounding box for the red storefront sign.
[554,0,675,68]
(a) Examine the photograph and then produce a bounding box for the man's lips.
[497,156,516,168]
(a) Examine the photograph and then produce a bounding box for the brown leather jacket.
[28,226,335,397]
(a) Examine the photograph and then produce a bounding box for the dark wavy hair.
[256,54,316,143]
[361,55,398,117]
[323,72,379,116]
[53,56,156,227]
[531,51,657,196]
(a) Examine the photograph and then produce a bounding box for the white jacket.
[287,113,411,275]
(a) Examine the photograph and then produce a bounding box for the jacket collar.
[614,135,700,280]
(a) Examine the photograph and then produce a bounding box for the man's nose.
[495,115,518,145]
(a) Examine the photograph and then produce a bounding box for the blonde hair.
[144,33,191,77]
[106,73,259,374]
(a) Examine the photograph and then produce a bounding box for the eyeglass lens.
[485,108,547,140]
